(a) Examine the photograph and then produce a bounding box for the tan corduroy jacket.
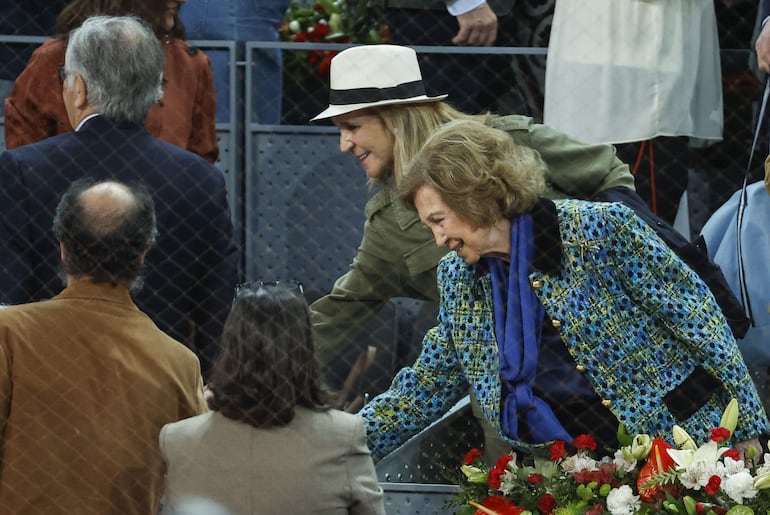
[0,280,207,514]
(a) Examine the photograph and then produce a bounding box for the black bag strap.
[736,78,770,325]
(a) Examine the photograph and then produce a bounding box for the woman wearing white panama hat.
[308,44,747,462]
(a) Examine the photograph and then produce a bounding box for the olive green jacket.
[375,0,514,17]
[311,115,635,366]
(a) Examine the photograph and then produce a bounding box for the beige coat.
[0,280,207,514]
[160,409,385,515]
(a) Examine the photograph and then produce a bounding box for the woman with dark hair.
[4,0,219,163]
[159,284,385,515]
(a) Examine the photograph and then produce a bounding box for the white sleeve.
[446,0,487,16]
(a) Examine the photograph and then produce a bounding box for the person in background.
[0,0,66,114]
[160,283,385,515]
[308,44,748,459]
[0,178,208,513]
[375,0,524,115]
[360,119,768,461]
[755,0,770,74]
[4,0,219,163]
[180,0,290,125]
[544,0,723,226]
[0,15,238,378]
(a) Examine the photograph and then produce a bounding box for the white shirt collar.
[74,113,102,132]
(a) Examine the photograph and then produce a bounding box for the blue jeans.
[180,0,290,124]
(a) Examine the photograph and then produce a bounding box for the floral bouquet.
[280,0,383,76]
[452,399,770,515]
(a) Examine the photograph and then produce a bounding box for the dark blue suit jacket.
[0,116,238,375]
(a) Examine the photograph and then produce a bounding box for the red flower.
[312,3,325,11]
[550,440,566,461]
[292,31,309,42]
[527,473,544,485]
[316,51,336,76]
[307,50,321,64]
[574,464,616,487]
[723,448,741,461]
[479,495,525,515]
[710,427,731,442]
[488,454,514,489]
[464,448,483,465]
[310,22,330,40]
[705,475,721,496]
[495,453,514,469]
[573,434,597,451]
[537,493,556,514]
[586,504,605,515]
[489,467,505,489]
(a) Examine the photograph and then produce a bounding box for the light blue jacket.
[361,199,769,460]
[701,181,770,413]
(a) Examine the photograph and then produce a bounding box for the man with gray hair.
[0,178,207,513]
[0,15,238,376]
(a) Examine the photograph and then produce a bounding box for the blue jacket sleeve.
[358,259,470,461]
[0,151,34,304]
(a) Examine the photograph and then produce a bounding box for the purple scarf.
[487,214,572,443]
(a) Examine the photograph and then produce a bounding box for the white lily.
[672,425,698,451]
[630,434,653,459]
[667,440,729,470]
[720,398,739,436]
[460,464,488,483]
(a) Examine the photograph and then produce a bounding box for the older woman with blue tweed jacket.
[359,119,769,461]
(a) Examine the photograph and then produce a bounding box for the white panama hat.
[310,44,447,121]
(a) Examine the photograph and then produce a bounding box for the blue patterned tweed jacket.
[360,199,769,461]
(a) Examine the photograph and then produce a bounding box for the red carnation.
[312,3,324,11]
[292,31,309,42]
[710,427,731,442]
[550,440,566,461]
[479,495,525,515]
[574,464,615,487]
[495,453,514,469]
[537,493,556,514]
[464,448,483,465]
[723,448,741,461]
[310,22,330,40]
[586,504,605,515]
[527,473,544,485]
[489,467,505,489]
[573,434,597,451]
[705,475,721,496]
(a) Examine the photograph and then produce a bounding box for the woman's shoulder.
[553,198,633,217]
[161,410,217,438]
[295,406,361,427]
[165,37,211,65]
[552,199,640,240]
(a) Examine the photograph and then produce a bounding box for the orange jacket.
[4,37,219,163]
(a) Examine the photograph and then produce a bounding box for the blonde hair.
[371,101,493,184]
[399,119,547,228]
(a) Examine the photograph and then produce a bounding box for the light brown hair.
[370,101,493,185]
[399,119,547,228]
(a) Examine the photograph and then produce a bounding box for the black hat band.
[328,80,425,105]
